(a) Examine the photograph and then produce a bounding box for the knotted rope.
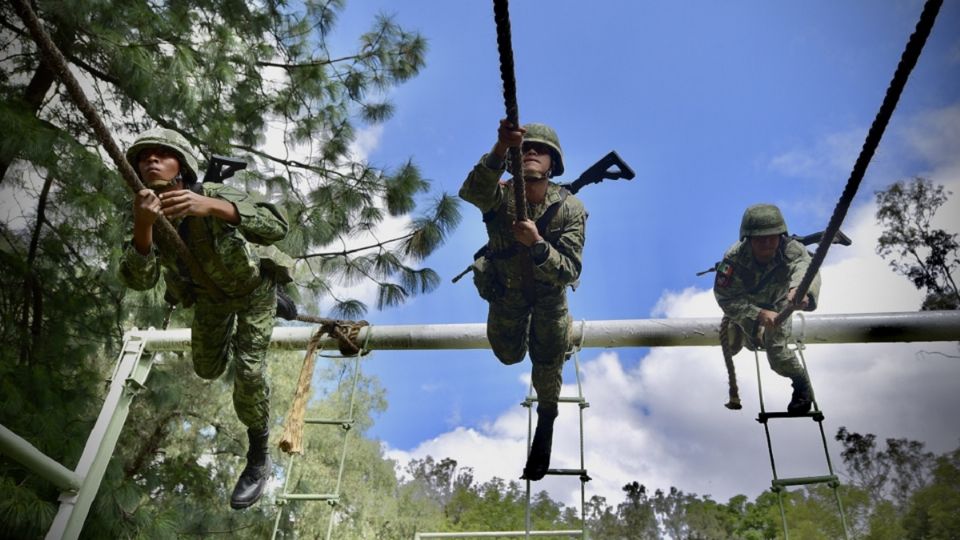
[279,317,370,454]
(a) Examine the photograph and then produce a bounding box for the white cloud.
[768,128,864,180]
[384,105,960,509]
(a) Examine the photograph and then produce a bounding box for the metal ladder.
[753,325,850,539]
[521,322,591,540]
[270,333,370,540]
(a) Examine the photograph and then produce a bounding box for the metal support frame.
[47,336,155,540]
[0,311,957,539]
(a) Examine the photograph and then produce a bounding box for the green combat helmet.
[740,203,788,239]
[125,127,200,189]
[522,123,564,177]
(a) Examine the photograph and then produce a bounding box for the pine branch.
[296,231,414,260]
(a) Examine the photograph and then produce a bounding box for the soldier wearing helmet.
[459,119,587,481]
[713,204,820,414]
[118,127,289,510]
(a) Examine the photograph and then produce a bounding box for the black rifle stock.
[559,151,635,195]
[203,155,248,184]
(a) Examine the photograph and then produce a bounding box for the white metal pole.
[131,311,960,352]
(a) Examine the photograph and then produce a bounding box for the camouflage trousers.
[733,314,806,380]
[192,277,276,431]
[487,285,571,406]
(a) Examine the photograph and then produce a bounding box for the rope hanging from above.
[492,0,538,302]
[492,0,527,220]
[776,0,944,326]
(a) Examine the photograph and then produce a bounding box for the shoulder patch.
[715,261,735,288]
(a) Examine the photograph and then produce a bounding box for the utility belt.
[453,189,569,302]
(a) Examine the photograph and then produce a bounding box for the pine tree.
[1,0,458,536]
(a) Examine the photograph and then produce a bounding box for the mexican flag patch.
[715,261,735,288]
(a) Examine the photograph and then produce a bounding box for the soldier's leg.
[528,290,570,406]
[231,278,276,431]
[763,319,812,413]
[522,288,570,481]
[487,289,532,366]
[192,300,236,380]
[229,278,276,510]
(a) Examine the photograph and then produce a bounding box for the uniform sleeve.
[211,185,288,245]
[458,154,506,213]
[118,242,161,291]
[533,197,586,287]
[713,254,762,326]
[786,240,820,310]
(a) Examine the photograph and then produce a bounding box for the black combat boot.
[522,404,558,481]
[787,375,813,414]
[230,427,272,510]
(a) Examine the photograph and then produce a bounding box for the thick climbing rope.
[492,0,527,220]
[719,316,743,410]
[492,0,538,301]
[10,0,227,301]
[775,0,943,326]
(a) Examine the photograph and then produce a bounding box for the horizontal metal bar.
[277,493,339,501]
[758,411,825,423]
[545,468,589,477]
[303,419,354,425]
[130,311,960,352]
[0,424,82,491]
[415,531,583,539]
[773,475,838,488]
[523,396,587,405]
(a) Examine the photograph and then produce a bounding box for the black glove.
[276,289,298,321]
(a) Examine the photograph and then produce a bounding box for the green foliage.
[875,177,960,310]
[0,0,456,537]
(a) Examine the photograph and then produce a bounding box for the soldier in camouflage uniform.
[459,120,587,480]
[713,204,820,414]
[118,128,291,509]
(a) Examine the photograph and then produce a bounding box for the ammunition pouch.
[471,255,504,302]
[163,277,197,308]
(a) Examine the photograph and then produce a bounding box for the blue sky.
[297,1,960,505]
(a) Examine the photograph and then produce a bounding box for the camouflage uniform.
[713,237,821,380]
[120,183,289,431]
[459,154,587,406]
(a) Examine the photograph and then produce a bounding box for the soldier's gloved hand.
[512,219,541,247]
[757,309,778,330]
[133,188,163,227]
[786,287,810,310]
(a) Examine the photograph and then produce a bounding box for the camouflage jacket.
[119,183,291,303]
[459,154,586,290]
[713,237,821,328]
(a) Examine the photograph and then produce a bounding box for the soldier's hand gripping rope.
[492,0,537,303]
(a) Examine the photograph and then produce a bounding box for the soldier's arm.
[458,153,506,213]
[713,260,762,327]
[119,242,161,291]
[532,197,586,287]
[210,185,289,245]
[786,240,820,310]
